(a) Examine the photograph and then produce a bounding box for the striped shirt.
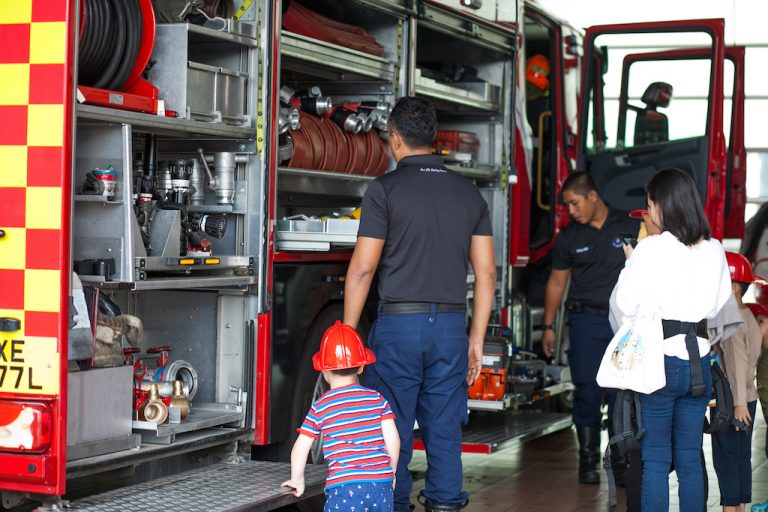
[298,384,395,489]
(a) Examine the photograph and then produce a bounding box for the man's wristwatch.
[542,324,555,331]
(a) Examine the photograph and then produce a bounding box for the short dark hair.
[646,168,710,246]
[736,281,750,297]
[330,367,361,376]
[388,96,437,148]
[561,172,598,198]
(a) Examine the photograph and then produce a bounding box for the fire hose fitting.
[139,383,169,424]
[329,107,363,133]
[171,380,190,420]
[278,106,301,134]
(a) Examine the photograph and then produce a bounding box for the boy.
[712,252,763,512]
[747,300,768,512]
[282,321,400,511]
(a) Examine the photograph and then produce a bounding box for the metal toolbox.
[67,365,139,460]
[148,24,252,125]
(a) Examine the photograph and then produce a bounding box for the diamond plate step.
[67,461,327,512]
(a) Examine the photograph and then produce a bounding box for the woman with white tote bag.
[609,168,731,512]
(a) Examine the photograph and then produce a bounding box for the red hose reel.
[77,0,161,114]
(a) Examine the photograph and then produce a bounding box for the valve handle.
[147,345,172,353]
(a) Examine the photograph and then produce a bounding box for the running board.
[414,411,572,454]
[66,461,327,512]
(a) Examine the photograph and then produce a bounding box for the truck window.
[583,30,716,155]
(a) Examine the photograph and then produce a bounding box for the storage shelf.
[281,31,396,82]
[77,104,255,139]
[414,70,500,112]
[445,163,499,180]
[133,403,243,444]
[80,274,256,291]
[74,194,123,204]
[278,166,373,198]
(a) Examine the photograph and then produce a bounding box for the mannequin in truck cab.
[343,96,496,512]
[633,81,672,146]
[525,54,551,134]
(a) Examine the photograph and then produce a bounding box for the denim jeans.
[639,355,712,512]
[365,305,470,510]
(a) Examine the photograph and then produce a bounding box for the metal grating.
[67,461,327,512]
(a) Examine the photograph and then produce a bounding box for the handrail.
[536,110,553,211]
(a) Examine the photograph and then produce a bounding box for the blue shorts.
[324,481,393,512]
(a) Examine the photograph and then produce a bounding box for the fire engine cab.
[0,0,744,510]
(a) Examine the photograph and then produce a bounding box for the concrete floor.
[405,414,768,511]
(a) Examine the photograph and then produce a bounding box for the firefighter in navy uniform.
[343,97,496,512]
[541,172,640,484]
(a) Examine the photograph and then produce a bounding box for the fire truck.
[0,0,744,510]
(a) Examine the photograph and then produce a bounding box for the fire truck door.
[0,0,75,496]
[616,46,746,239]
[577,20,728,238]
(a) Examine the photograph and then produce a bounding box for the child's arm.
[381,418,400,473]
[722,329,753,427]
[281,434,315,497]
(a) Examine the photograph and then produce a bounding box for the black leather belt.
[662,319,708,396]
[567,301,609,316]
[379,302,466,315]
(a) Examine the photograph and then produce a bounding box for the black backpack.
[704,361,735,435]
[604,390,645,512]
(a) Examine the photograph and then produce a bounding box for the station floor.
[405,415,768,512]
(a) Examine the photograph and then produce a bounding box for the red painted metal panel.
[254,314,271,445]
[0,0,75,496]
[273,252,353,263]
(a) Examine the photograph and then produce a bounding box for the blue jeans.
[712,400,757,506]
[567,312,617,427]
[639,355,712,512]
[324,481,393,512]
[365,305,469,510]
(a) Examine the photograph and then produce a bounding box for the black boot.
[576,426,601,484]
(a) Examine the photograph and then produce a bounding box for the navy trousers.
[712,400,757,506]
[365,305,470,510]
[567,311,617,427]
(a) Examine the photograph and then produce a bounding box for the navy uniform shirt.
[552,208,640,308]
[357,154,493,304]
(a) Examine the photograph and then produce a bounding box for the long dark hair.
[646,168,710,246]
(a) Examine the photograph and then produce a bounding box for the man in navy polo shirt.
[343,97,496,512]
[541,172,639,485]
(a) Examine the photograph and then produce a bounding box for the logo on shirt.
[575,246,590,254]
[612,237,623,249]
[419,167,446,173]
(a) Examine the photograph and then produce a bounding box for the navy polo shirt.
[552,208,640,308]
[357,154,493,304]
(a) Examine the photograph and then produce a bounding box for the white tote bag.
[597,305,666,394]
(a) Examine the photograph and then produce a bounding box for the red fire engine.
[0,0,744,509]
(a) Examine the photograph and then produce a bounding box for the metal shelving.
[278,166,373,198]
[445,162,499,181]
[414,69,501,112]
[281,31,396,82]
[77,104,255,139]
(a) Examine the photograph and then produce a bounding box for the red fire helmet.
[746,302,768,319]
[725,251,753,284]
[754,275,768,307]
[526,54,550,91]
[312,321,376,371]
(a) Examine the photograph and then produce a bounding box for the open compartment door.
[578,20,728,237]
[0,0,75,497]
